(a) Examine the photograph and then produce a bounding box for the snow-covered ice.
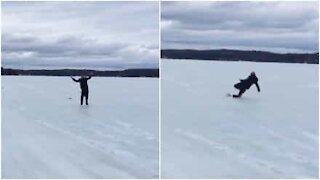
[2,76,159,178]
[161,60,318,178]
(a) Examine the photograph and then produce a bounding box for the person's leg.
[81,91,84,105]
[85,92,89,105]
[233,89,245,98]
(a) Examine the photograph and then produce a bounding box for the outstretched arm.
[87,76,92,80]
[255,82,260,92]
[71,77,79,82]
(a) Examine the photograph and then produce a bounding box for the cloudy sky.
[2,1,159,70]
[161,1,319,53]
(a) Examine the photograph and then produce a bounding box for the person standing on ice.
[71,76,92,105]
[232,71,260,98]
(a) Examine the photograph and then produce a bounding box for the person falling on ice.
[71,76,92,105]
[232,71,260,98]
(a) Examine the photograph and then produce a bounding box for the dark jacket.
[72,76,91,92]
[234,74,260,92]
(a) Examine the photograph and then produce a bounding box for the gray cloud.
[2,1,159,70]
[161,1,319,53]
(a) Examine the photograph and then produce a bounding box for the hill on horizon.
[1,67,159,78]
[161,49,319,64]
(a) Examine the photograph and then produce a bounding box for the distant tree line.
[161,49,319,64]
[1,67,159,78]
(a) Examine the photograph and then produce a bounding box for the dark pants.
[232,89,245,98]
[81,90,89,105]
[233,83,246,98]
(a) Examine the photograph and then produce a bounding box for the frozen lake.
[161,60,318,178]
[2,76,159,178]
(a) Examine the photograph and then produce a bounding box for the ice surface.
[2,76,159,178]
[161,60,318,178]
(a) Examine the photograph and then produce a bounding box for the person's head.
[250,71,256,76]
[81,76,85,79]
